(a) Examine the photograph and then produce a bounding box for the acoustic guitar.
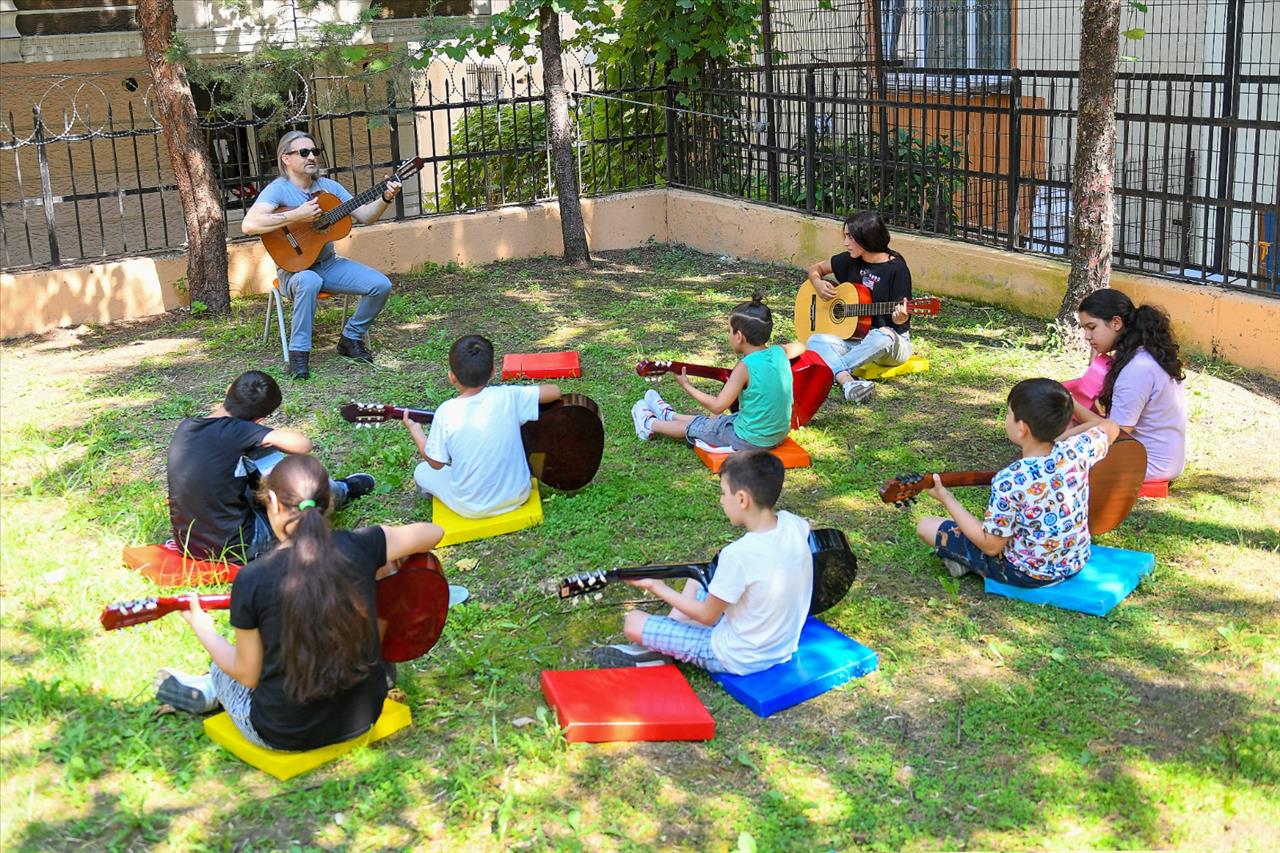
[340,393,605,492]
[635,350,834,429]
[557,528,858,616]
[100,552,449,663]
[259,157,426,273]
[878,435,1148,536]
[794,280,942,343]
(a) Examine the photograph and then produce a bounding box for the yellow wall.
[4,188,1277,379]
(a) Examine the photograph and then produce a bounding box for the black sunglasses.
[286,147,323,158]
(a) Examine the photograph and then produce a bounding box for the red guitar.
[339,393,605,492]
[635,350,834,429]
[877,435,1149,536]
[100,553,449,663]
[794,280,942,343]
[259,157,425,273]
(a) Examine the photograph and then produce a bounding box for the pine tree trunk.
[1058,0,1121,328]
[539,5,591,266]
[138,0,230,315]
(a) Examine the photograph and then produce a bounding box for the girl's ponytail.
[730,292,773,345]
[263,455,375,704]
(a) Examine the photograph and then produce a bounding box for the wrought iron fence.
[0,60,664,271]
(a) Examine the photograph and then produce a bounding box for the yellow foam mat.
[854,355,930,380]
[203,698,411,781]
[433,478,543,548]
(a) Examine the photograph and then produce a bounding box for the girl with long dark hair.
[1064,289,1187,482]
[803,210,914,404]
[157,454,443,750]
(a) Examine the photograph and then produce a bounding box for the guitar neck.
[935,471,997,488]
[385,405,433,425]
[559,561,711,599]
[100,593,231,630]
[834,301,921,318]
[662,362,733,383]
[319,179,392,228]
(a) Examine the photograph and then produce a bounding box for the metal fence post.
[762,0,779,203]
[32,105,59,266]
[386,77,404,220]
[805,67,816,213]
[1006,71,1022,251]
[664,82,676,186]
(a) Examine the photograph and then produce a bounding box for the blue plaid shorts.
[639,583,729,673]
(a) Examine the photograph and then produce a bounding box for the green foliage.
[733,128,966,225]
[429,86,663,211]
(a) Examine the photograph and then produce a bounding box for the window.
[881,0,1012,70]
[466,64,503,101]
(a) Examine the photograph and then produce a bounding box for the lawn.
[1,244,1277,851]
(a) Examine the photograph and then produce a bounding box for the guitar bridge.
[284,229,302,255]
[808,295,817,332]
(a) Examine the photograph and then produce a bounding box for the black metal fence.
[0,61,663,271]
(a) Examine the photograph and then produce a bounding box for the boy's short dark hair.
[224,370,282,420]
[720,451,785,509]
[730,292,773,346]
[449,335,494,388]
[1007,378,1073,442]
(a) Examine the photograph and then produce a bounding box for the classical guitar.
[635,350,834,429]
[100,553,449,663]
[259,157,426,273]
[878,435,1148,536]
[794,280,942,343]
[557,528,858,616]
[339,393,605,492]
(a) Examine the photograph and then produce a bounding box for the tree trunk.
[539,4,591,266]
[138,0,230,315]
[1058,0,1121,328]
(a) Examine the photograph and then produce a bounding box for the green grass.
[2,244,1278,850]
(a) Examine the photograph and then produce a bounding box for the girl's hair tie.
[297,499,317,511]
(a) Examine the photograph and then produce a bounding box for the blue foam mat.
[984,545,1155,617]
[711,617,878,717]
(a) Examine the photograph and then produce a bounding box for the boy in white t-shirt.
[595,452,814,676]
[401,335,560,518]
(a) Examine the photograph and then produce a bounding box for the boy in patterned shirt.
[914,378,1121,587]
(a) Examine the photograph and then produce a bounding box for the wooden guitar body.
[102,552,449,663]
[879,435,1149,535]
[259,192,353,273]
[635,350,834,429]
[793,280,942,343]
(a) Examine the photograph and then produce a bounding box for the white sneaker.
[942,558,972,579]
[592,643,672,668]
[643,389,676,421]
[842,379,875,403]
[631,399,654,440]
[155,668,217,714]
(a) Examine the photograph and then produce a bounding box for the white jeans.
[807,328,912,377]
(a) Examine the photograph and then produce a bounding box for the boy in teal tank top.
[632,294,793,450]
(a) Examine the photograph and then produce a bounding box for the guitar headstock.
[557,570,609,599]
[100,597,162,630]
[879,473,929,508]
[340,401,394,427]
[908,297,943,316]
[635,359,672,380]
[393,157,427,180]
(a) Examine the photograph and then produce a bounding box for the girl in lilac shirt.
[1066,289,1187,482]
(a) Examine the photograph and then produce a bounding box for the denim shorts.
[684,413,770,451]
[934,520,1062,588]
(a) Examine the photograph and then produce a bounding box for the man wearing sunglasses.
[242,130,401,379]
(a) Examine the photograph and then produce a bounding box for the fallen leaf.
[511,716,536,727]
[454,558,478,572]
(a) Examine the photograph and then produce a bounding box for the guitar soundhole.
[831,300,846,320]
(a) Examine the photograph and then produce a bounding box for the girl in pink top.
[1066,289,1188,482]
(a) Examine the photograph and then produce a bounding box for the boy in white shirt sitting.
[595,452,814,676]
[401,335,560,518]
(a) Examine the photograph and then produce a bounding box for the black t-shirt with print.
[229,526,389,751]
[829,250,913,335]
[167,416,273,562]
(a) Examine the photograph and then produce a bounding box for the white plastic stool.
[263,278,364,365]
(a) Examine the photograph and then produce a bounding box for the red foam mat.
[122,544,240,587]
[501,352,582,380]
[540,665,715,743]
[1138,480,1170,499]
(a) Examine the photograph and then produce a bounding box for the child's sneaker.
[155,668,218,714]
[630,400,655,440]
[341,473,376,501]
[942,558,971,579]
[842,378,875,403]
[592,643,672,668]
[643,389,676,421]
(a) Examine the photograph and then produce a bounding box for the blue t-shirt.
[256,176,353,268]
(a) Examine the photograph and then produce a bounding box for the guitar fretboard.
[317,180,394,229]
[832,301,915,318]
